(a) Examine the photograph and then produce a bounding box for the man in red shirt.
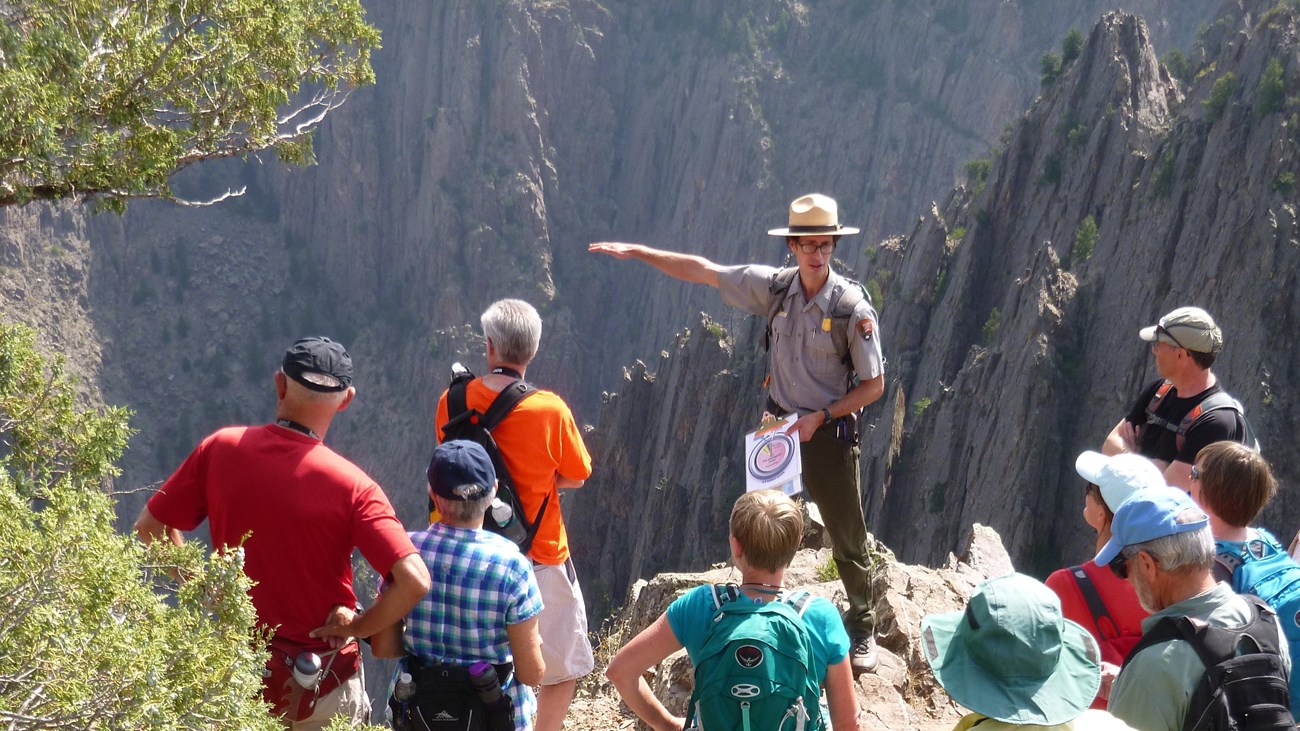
[136,336,430,730]
[434,299,593,731]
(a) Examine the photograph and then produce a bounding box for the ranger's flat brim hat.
[767,193,860,237]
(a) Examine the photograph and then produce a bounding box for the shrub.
[0,321,282,730]
[1258,59,1285,115]
[1041,52,1062,87]
[1153,150,1177,197]
[1039,153,1063,186]
[1204,72,1239,121]
[982,307,1002,344]
[913,397,933,418]
[1163,49,1192,85]
[1061,29,1084,66]
[1275,171,1296,193]
[964,158,992,197]
[1070,216,1098,269]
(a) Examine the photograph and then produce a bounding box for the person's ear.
[274,371,288,400]
[337,386,356,412]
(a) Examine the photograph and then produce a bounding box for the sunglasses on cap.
[1156,324,1187,350]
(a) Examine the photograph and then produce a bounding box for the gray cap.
[1138,307,1222,354]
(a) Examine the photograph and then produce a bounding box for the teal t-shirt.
[665,584,850,681]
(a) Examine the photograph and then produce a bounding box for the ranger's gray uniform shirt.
[717,264,884,414]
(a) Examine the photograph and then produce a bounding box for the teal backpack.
[684,584,822,731]
[1214,528,1300,712]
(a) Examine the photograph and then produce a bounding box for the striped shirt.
[399,523,543,731]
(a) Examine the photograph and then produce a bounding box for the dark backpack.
[437,366,546,553]
[1066,565,1143,665]
[684,584,822,731]
[1144,381,1261,452]
[1215,529,1300,712]
[1125,594,1293,731]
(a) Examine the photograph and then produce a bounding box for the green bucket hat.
[921,573,1101,725]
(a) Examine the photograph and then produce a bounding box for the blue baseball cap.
[428,441,496,501]
[1094,486,1209,566]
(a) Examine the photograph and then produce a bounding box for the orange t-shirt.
[435,379,592,565]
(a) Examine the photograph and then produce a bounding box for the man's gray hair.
[436,491,496,524]
[481,299,542,365]
[1123,525,1215,573]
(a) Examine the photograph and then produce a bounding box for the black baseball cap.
[428,441,496,501]
[281,337,352,392]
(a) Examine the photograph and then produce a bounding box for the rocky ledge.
[582,523,1015,731]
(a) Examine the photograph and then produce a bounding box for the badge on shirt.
[857,318,874,341]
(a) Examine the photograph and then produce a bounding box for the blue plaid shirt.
[397,523,543,731]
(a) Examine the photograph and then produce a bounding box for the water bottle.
[390,671,415,731]
[468,662,515,731]
[291,652,322,690]
[490,498,527,545]
[394,672,416,701]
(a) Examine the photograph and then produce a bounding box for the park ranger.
[589,193,886,673]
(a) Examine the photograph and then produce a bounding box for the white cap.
[1075,451,1166,511]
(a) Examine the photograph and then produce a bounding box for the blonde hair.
[730,490,803,572]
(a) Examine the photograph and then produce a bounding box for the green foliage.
[1204,72,1240,121]
[1040,52,1063,88]
[982,307,1002,344]
[912,397,933,418]
[1258,59,1286,115]
[964,158,992,197]
[1068,215,1097,270]
[0,0,381,209]
[1153,150,1177,197]
[1038,153,1063,186]
[866,270,891,312]
[703,320,727,341]
[1061,29,1084,67]
[815,554,839,582]
[947,225,966,243]
[0,320,280,729]
[1162,49,1192,85]
[1275,171,1296,193]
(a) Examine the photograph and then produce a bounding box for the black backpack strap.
[480,380,537,430]
[1069,565,1120,640]
[442,378,474,434]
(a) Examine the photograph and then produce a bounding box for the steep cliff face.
[571,0,1300,604]
[51,0,1217,533]
[866,1,1300,572]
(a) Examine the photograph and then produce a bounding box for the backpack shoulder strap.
[1125,614,1192,665]
[763,268,800,352]
[710,583,742,611]
[780,590,814,618]
[1069,565,1120,640]
[480,381,537,431]
[443,378,474,433]
[1144,381,1179,432]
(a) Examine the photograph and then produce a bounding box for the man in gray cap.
[1102,306,1250,491]
[589,193,886,672]
[136,336,431,730]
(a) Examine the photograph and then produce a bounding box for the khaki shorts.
[291,665,369,730]
[534,559,595,685]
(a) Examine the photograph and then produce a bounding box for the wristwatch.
[821,408,833,424]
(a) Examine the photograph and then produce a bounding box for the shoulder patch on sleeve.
[856,318,874,341]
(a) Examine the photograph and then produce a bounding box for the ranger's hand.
[785,412,824,443]
[588,242,644,259]
[308,605,357,649]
